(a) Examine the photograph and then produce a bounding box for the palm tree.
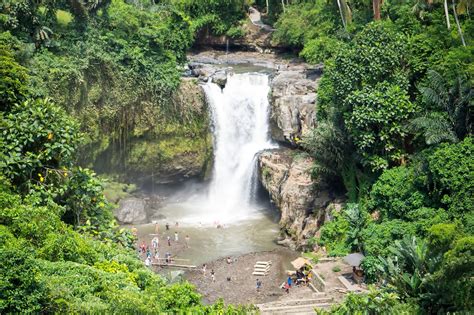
[378,236,441,300]
[410,70,472,145]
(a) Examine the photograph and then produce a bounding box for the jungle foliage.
[0,1,254,313]
[275,0,472,313]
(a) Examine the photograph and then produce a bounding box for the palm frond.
[409,113,458,145]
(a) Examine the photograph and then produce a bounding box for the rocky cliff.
[258,148,344,249]
[269,64,322,146]
[81,78,212,186]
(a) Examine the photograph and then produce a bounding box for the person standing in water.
[154,222,159,234]
[211,269,215,282]
[151,236,159,249]
[167,235,171,246]
[185,235,190,248]
[202,264,207,275]
[174,231,179,242]
[165,223,170,230]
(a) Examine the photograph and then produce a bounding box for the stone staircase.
[257,291,334,314]
[253,261,272,276]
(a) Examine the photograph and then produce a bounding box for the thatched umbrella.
[291,257,311,269]
[343,253,365,267]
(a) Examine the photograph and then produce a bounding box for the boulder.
[211,70,229,88]
[115,197,147,224]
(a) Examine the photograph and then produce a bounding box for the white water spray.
[163,72,275,226]
[201,72,275,222]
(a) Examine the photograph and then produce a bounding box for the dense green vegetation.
[0,0,253,313]
[273,0,472,313]
[1,0,472,313]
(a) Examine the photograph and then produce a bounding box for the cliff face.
[258,148,344,249]
[81,78,212,185]
[269,64,322,147]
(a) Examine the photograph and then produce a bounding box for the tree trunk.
[337,0,347,30]
[373,0,381,20]
[281,0,285,12]
[266,0,269,14]
[452,0,467,46]
[444,0,452,29]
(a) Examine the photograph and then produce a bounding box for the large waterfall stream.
[203,73,275,221]
[133,71,281,265]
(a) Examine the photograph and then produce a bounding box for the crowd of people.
[134,221,191,268]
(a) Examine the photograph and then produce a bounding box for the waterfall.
[201,72,275,222]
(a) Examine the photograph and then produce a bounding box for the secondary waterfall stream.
[203,73,275,222]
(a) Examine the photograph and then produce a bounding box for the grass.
[332,265,341,273]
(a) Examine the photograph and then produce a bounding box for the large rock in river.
[258,148,344,249]
[115,197,147,224]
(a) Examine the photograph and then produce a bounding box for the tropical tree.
[378,236,441,301]
[410,70,472,145]
[373,0,382,20]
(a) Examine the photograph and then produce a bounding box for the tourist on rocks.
[283,283,290,294]
[202,264,207,275]
[287,276,293,288]
[165,252,171,264]
[185,235,190,248]
[145,257,151,268]
[154,222,159,234]
[146,247,152,259]
[256,279,262,292]
[226,257,232,264]
[165,223,170,230]
[167,235,171,246]
[154,250,159,261]
[131,226,138,237]
[211,269,215,282]
[174,231,179,242]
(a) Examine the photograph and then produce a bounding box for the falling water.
[202,72,275,222]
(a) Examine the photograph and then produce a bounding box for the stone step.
[338,276,356,291]
[254,264,271,268]
[260,297,333,308]
[259,303,332,314]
